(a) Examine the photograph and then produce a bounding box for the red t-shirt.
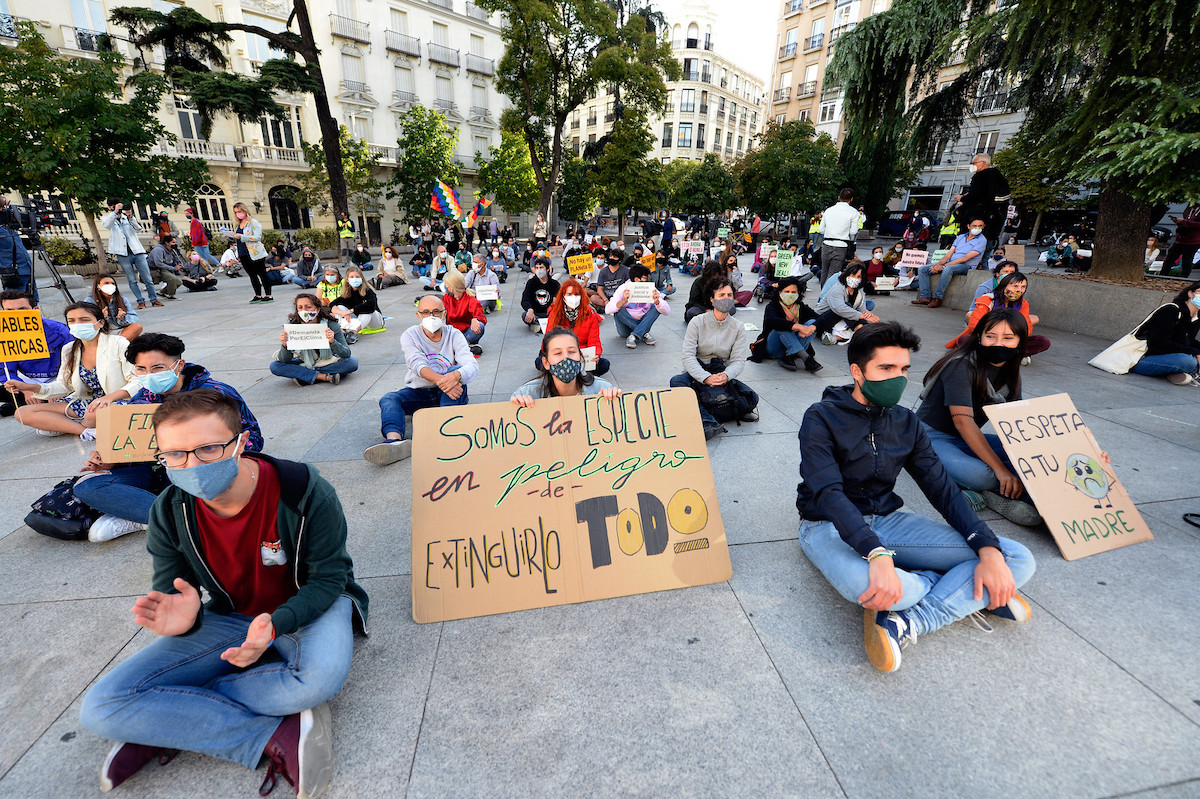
[195,459,296,618]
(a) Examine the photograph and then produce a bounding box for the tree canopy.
[476,127,541,222]
[388,106,460,226]
[735,120,843,218]
[591,111,663,235]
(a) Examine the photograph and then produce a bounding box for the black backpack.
[694,358,759,423]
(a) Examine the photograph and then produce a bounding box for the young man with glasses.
[363,295,477,466]
[72,333,263,543]
[79,388,368,798]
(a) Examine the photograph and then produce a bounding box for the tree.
[992,130,1083,243]
[661,159,699,211]
[289,126,385,243]
[388,106,460,226]
[0,22,208,266]
[674,154,738,216]
[476,0,679,219]
[110,3,350,217]
[591,112,663,236]
[476,128,540,224]
[735,120,843,218]
[556,156,599,224]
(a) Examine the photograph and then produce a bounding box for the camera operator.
[100,199,161,309]
[146,233,184,300]
[0,198,36,304]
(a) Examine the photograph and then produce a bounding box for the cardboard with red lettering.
[409,388,731,622]
[95,403,162,464]
[983,393,1152,561]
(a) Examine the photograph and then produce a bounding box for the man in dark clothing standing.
[1162,204,1200,278]
[954,153,1011,254]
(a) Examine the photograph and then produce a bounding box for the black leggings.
[240,254,270,296]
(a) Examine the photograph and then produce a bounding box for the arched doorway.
[269,186,310,230]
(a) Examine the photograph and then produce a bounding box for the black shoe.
[779,354,798,371]
[703,424,727,441]
[262,296,274,302]
[804,356,822,373]
[469,344,483,356]
[0,402,15,418]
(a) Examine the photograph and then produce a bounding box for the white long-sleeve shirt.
[818,201,860,246]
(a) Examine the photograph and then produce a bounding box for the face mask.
[872,254,882,261]
[357,246,364,252]
[564,294,582,309]
[492,251,499,257]
[535,269,547,279]
[548,356,583,383]
[1004,291,1024,303]
[992,254,1004,262]
[978,342,1019,363]
[99,284,117,296]
[1147,242,1154,249]
[69,322,99,341]
[303,254,314,261]
[712,297,736,314]
[895,246,903,252]
[166,434,243,501]
[859,375,907,408]
[325,275,339,284]
[968,164,978,174]
[236,212,246,220]
[348,277,363,288]
[969,227,983,236]
[768,257,777,264]
[846,278,861,289]
[779,292,799,306]
[299,310,319,322]
[139,363,179,395]
[421,316,443,334]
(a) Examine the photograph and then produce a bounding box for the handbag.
[26,476,101,541]
[1088,304,1175,375]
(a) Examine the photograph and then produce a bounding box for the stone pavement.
[1,254,1199,799]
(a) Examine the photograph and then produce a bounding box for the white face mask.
[421,316,443,334]
[968,164,978,174]
[969,227,984,236]
[99,284,117,296]
[846,277,861,288]
[564,294,581,309]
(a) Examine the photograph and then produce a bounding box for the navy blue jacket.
[796,385,1000,557]
[128,363,265,452]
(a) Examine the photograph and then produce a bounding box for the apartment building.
[2,0,513,244]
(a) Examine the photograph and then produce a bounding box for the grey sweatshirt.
[401,324,479,389]
[682,311,748,382]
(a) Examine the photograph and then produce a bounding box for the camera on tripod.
[0,198,69,244]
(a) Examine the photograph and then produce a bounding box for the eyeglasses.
[133,359,179,376]
[417,309,445,318]
[155,433,242,468]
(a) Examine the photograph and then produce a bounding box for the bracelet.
[864,547,896,562]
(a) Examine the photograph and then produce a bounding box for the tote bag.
[1088,304,1175,375]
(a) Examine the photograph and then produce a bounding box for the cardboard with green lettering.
[96,403,162,464]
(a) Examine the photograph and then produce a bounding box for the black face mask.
[978,342,1020,364]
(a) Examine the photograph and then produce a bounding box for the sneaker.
[88,514,146,543]
[820,333,835,346]
[324,373,341,386]
[100,742,178,792]
[961,488,987,512]
[1167,371,1196,385]
[363,439,413,466]
[703,424,728,441]
[35,428,65,437]
[262,296,274,303]
[641,333,656,346]
[164,295,178,301]
[156,282,167,290]
[259,703,334,799]
[293,378,307,387]
[344,331,358,344]
[863,608,917,673]
[981,490,1044,527]
[1020,356,1032,366]
[469,344,483,356]
[741,409,760,422]
[626,334,637,349]
[250,297,263,304]
[80,427,98,442]
[986,593,1032,623]
[528,321,541,333]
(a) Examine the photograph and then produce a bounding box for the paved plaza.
[1,252,1198,798]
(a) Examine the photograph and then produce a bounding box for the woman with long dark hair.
[90,273,143,343]
[946,272,1051,359]
[1126,280,1200,384]
[270,293,358,386]
[812,261,880,342]
[510,328,620,404]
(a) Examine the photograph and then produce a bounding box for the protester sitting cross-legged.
[145,234,184,300]
[317,266,344,306]
[422,245,453,291]
[512,328,621,404]
[947,272,1051,361]
[0,290,77,419]
[270,294,359,387]
[669,279,758,440]
[290,247,322,290]
[363,295,478,466]
[797,321,1037,673]
[442,271,486,356]
[974,259,1018,302]
[917,308,1056,526]
[538,279,609,376]
[181,251,219,292]
[1125,280,1200,385]
[328,268,384,344]
[684,259,727,322]
[913,217,987,308]
[521,258,561,333]
[91,274,144,343]
[605,264,670,349]
[371,245,407,290]
[464,253,500,313]
[7,302,139,438]
[748,276,822,373]
[813,261,880,344]
[78,388,368,799]
[71,333,264,543]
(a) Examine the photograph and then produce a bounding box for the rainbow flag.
[463,197,492,229]
[429,180,462,219]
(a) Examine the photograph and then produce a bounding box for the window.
[779,70,792,90]
[931,139,949,165]
[750,112,756,128]
[662,123,672,147]
[785,28,798,47]
[737,135,743,150]
[834,3,855,27]
[244,12,285,64]
[819,100,839,123]
[717,97,725,112]
[261,109,298,148]
[436,75,453,103]
[70,0,107,32]
[975,130,1000,155]
[678,122,692,147]
[729,102,737,119]
[811,18,825,37]
[680,89,695,112]
[872,0,887,10]
[475,134,489,154]
[347,116,369,140]
[390,8,408,32]
[714,128,722,145]
[775,113,786,125]
[432,22,449,46]
[799,109,811,122]
[472,83,487,111]
[804,64,817,84]
[194,183,229,225]
[269,185,309,230]
[341,53,364,87]
[725,131,733,147]
[697,123,705,147]
[470,34,484,55]
[394,64,414,94]
[175,95,205,141]
[662,157,671,164]
[974,71,1008,114]
[336,0,356,17]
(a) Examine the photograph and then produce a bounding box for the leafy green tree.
[0,22,208,266]
[592,112,662,235]
[674,154,738,216]
[556,156,599,224]
[661,159,699,211]
[110,3,351,217]
[476,128,540,224]
[388,106,460,226]
[475,0,679,219]
[735,120,843,218]
[992,131,1083,243]
[288,126,385,243]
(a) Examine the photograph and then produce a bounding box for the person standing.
[938,207,962,250]
[0,199,36,301]
[101,200,160,309]
[184,207,221,269]
[818,189,861,285]
[750,213,762,254]
[953,153,1011,254]
[1162,204,1200,278]
[533,212,549,247]
[337,212,356,262]
[227,203,271,303]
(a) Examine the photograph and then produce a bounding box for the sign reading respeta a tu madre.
[410,389,731,622]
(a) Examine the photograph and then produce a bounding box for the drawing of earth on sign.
[1064,453,1113,509]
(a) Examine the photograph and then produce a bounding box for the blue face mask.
[166,434,243,500]
[139,362,180,394]
[69,322,99,341]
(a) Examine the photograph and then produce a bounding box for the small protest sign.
[96,403,161,464]
[875,276,898,291]
[0,310,49,364]
[639,252,657,271]
[983,393,1153,561]
[284,324,330,350]
[549,245,564,260]
[409,389,732,622]
[581,346,598,372]
[687,240,705,255]
[716,227,730,239]
[567,253,594,276]
[774,250,794,278]
[626,282,655,304]
[473,285,499,302]
[899,249,929,271]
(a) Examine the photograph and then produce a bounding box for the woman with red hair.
[537,278,609,376]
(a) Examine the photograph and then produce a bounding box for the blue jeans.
[115,253,157,303]
[270,356,359,385]
[461,321,485,345]
[669,372,720,431]
[379,384,469,439]
[290,274,321,289]
[613,306,661,338]
[766,329,815,358]
[73,462,164,525]
[918,261,969,300]
[799,512,1036,636]
[923,424,1015,492]
[192,244,220,268]
[80,597,353,769]
[1131,352,1198,377]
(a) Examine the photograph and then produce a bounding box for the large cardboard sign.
[983,393,1153,560]
[567,253,594,276]
[96,403,161,464]
[0,310,49,364]
[687,239,705,255]
[410,389,732,622]
[284,324,329,350]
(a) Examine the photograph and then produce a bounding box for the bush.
[261,229,285,251]
[40,236,91,265]
[293,227,339,252]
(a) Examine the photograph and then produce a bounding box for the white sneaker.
[1167,371,1196,385]
[80,427,98,442]
[1020,356,1032,366]
[363,439,413,466]
[88,514,146,543]
[35,428,65,437]
[626,334,637,349]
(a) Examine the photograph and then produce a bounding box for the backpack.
[25,476,101,541]
[693,358,759,423]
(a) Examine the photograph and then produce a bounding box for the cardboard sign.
[983,393,1153,561]
[0,310,49,363]
[409,389,732,622]
[899,249,929,271]
[716,227,730,239]
[567,253,594,276]
[875,276,898,291]
[773,250,794,278]
[626,282,655,304]
[581,346,597,372]
[284,324,330,350]
[473,285,499,302]
[687,239,705,255]
[1004,246,1026,269]
[539,317,549,334]
[549,245,564,260]
[95,403,161,464]
[639,252,657,271]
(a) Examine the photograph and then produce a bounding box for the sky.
[653,0,778,87]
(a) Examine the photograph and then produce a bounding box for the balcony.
[385,30,421,57]
[778,42,797,60]
[341,80,369,94]
[571,119,580,129]
[62,26,113,54]
[169,139,237,162]
[465,53,495,76]
[427,0,453,8]
[784,0,804,14]
[236,145,304,165]
[1,14,24,41]
[428,43,461,67]
[809,0,827,5]
[465,2,489,21]
[715,108,725,120]
[329,14,370,44]
[587,116,597,126]
[680,103,695,113]
[699,103,709,114]
[686,37,699,48]
[700,71,712,83]
[739,115,747,127]
[665,103,675,114]
[696,139,706,150]
[725,147,733,155]
[974,92,1009,114]
[677,138,693,148]
[682,70,699,81]
[367,144,396,164]
[434,98,457,113]
[392,90,418,107]
[829,23,857,43]
[703,38,713,51]
[471,105,491,119]
[804,33,824,52]
[821,85,842,100]
[772,87,790,103]
[797,80,817,98]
